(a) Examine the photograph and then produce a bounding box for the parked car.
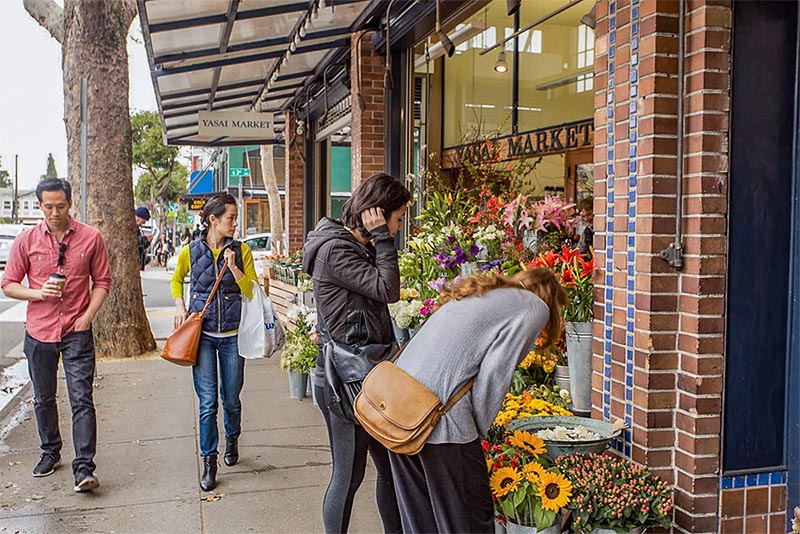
[0,225,28,269]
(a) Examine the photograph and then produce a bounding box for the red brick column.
[592,1,731,532]
[284,111,305,251]
[350,31,386,188]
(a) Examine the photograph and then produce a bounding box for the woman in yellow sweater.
[171,194,258,492]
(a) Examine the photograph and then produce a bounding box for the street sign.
[229,168,251,178]
[198,110,275,139]
[168,202,179,213]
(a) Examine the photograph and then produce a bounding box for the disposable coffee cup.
[49,273,66,292]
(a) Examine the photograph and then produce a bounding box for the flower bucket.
[554,365,570,396]
[522,230,539,253]
[392,319,410,346]
[288,371,308,399]
[408,326,420,339]
[506,521,559,534]
[565,321,593,416]
[494,518,506,534]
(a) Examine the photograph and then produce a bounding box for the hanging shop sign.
[198,111,275,139]
[188,198,207,211]
[441,118,593,169]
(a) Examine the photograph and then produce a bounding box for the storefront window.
[517,2,594,132]
[442,1,514,148]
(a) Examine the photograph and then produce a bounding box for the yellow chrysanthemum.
[508,430,547,457]
[537,471,572,511]
[522,461,547,483]
[542,360,556,373]
[519,353,536,370]
[490,467,521,498]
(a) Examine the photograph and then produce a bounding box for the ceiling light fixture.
[494,50,508,73]
[580,5,597,29]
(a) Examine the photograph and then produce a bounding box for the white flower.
[559,389,570,400]
[287,303,310,322]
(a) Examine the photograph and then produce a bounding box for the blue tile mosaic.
[624,444,631,457]
[610,17,616,29]
[747,474,758,486]
[607,149,614,160]
[629,174,637,186]
[609,46,616,59]
[627,264,634,276]
[631,116,637,128]
[627,251,635,262]
[721,478,733,490]
[630,130,637,142]
[631,37,638,50]
[771,472,786,484]
[608,77,613,89]
[720,471,788,488]
[629,101,637,113]
[734,477,745,488]
[626,361,633,373]
[629,190,635,202]
[626,375,633,387]
[610,32,616,45]
[607,163,614,173]
[608,235,614,246]
[607,121,613,133]
[632,53,639,66]
[628,206,635,217]
[632,7,639,18]
[609,134,615,145]
[628,236,635,247]
[630,70,637,83]
[610,2,616,14]
[626,334,633,346]
[632,21,639,35]
[605,340,612,352]
[604,366,611,378]
[607,108,613,119]
[606,260,613,272]
[609,61,615,74]
[604,406,610,419]
[605,300,612,312]
[632,0,639,4]
[628,293,634,305]
[605,288,612,299]
[627,279,634,291]
[626,319,633,332]
[630,84,638,98]
[608,192,614,203]
[630,145,637,158]
[628,221,635,232]
[627,308,634,319]
[758,473,770,485]
[608,92,614,104]
[605,275,613,286]
[607,221,613,232]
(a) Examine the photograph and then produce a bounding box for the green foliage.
[135,164,188,204]
[0,157,11,189]
[41,153,58,179]
[131,110,181,194]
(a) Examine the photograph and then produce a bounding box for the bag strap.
[440,378,475,414]
[199,263,229,318]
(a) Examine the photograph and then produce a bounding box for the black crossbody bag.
[317,313,396,424]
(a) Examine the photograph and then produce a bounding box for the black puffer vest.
[188,235,243,333]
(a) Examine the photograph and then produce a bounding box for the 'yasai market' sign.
[441,118,593,169]
[198,111,275,139]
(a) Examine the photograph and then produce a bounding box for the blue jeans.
[193,334,245,457]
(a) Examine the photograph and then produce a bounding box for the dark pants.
[389,439,494,534]
[23,330,97,477]
[315,385,402,534]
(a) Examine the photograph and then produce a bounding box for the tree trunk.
[62,0,156,357]
[260,145,284,254]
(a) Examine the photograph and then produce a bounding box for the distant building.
[0,187,44,223]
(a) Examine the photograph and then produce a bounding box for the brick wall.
[284,111,305,251]
[592,0,738,532]
[350,31,386,188]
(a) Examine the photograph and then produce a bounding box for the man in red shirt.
[1,178,111,493]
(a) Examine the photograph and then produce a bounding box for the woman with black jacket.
[302,173,412,533]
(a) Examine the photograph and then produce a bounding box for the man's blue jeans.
[192,334,245,458]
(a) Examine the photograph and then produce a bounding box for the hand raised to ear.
[361,207,387,232]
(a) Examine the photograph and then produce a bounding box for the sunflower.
[537,471,572,511]
[489,467,521,498]
[508,430,547,457]
[522,461,547,483]
[486,457,494,473]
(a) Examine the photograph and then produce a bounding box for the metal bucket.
[554,365,570,396]
[392,319,410,346]
[288,371,308,399]
[565,321,593,416]
[506,521,560,534]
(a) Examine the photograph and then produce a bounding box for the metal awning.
[137,0,377,146]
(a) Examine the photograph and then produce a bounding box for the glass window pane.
[442,1,514,148]
[517,1,595,133]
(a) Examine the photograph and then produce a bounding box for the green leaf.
[512,487,526,508]
[500,499,516,521]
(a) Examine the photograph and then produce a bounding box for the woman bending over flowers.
[388,267,567,533]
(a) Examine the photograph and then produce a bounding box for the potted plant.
[485,430,573,533]
[554,453,673,534]
[280,305,318,399]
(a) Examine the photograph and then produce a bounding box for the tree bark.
[260,145,285,254]
[23,0,64,44]
[59,0,155,357]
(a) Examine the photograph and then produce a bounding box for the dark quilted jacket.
[188,235,244,333]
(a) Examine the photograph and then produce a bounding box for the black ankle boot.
[224,436,239,467]
[200,455,217,491]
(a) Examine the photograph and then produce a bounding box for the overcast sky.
[0,1,157,191]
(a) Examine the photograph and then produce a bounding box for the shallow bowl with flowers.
[507,416,622,458]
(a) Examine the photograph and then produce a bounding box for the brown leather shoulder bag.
[354,353,474,455]
[161,264,228,366]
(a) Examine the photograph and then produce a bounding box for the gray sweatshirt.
[395,287,549,445]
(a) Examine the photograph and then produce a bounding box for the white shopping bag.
[238,285,286,359]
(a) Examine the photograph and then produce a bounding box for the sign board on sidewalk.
[189,198,207,211]
[229,168,251,178]
[198,111,275,139]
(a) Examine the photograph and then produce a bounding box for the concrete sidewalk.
[0,355,383,533]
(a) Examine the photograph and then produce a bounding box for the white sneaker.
[74,474,100,492]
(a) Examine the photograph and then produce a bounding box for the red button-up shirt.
[1,217,112,342]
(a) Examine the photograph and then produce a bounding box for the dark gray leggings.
[315,385,402,534]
